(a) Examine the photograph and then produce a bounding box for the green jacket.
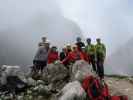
[85,44,96,55]
[95,43,106,58]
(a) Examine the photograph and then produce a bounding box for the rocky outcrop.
[59,81,86,100]
[0,61,132,100]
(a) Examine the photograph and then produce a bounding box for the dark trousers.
[96,57,104,79]
[90,55,97,72]
[33,60,47,72]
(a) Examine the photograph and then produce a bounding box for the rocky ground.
[105,76,133,100]
[39,76,133,100]
[0,62,133,100]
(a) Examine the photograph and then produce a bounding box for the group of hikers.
[0,36,128,100]
[33,36,106,80]
[32,37,129,100]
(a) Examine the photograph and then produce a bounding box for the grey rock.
[71,60,95,81]
[59,81,86,100]
[44,63,69,90]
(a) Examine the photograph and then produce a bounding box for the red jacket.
[82,75,109,100]
[48,51,59,64]
[80,51,90,63]
[62,51,84,65]
[111,96,128,100]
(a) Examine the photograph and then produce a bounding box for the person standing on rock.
[85,38,96,72]
[95,38,106,79]
[41,36,47,44]
[76,37,85,51]
[33,40,50,74]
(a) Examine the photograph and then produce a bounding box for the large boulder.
[42,62,69,91]
[71,60,95,81]
[0,65,27,85]
[0,65,34,94]
[59,81,86,100]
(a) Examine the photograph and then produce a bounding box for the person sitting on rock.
[62,45,84,65]
[60,47,67,61]
[80,47,91,63]
[48,46,59,64]
[66,44,72,56]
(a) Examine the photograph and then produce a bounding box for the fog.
[57,0,133,75]
[58,0,133,53]
[0,0,133,75]
[0,0,83,66]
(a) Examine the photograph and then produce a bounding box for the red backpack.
[82,75,110,100]
[111,96,128,100]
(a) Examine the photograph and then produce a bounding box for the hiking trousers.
[97,59,104,79]
[90,55,97,72]
[33,60,47,72]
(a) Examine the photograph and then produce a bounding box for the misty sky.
[0,0,133,54]
[0,0,83,66]
[0,0,133,75]
[57,0,133,53]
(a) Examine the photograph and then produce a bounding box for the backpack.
[82,75,109,100]
[111,96,128,100]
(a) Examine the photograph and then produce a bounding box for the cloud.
[57,0,133,54]
[0,0,82,65]
[0,0,133,75]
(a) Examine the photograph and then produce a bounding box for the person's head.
[51,46,57,52]
[76,37,82,42]
[86,38,91,44]
[96,38,101,44]
[45,40,50,49]
[72,45,78,52]
[66,44,72,50]
[42,36,47,43]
